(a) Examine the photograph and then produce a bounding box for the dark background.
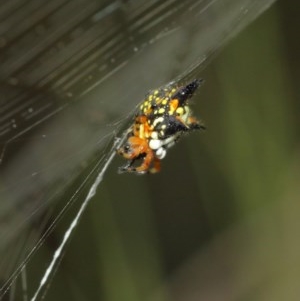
[0,0,299,300]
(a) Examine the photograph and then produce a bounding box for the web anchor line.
[30,134,126,301]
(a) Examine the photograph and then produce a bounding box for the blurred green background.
[54,2,299,300]
[1,0,300,300]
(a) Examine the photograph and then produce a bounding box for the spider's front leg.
[133,149,154,174]
[149,157,161,174]
[117,136,154,174]
[118,157,136,173]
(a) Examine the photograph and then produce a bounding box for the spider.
[117,79,205,174]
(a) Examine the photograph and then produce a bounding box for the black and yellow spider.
[117,79,205,174]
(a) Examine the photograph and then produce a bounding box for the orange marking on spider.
[117,79,205,174]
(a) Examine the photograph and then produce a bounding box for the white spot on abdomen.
[153,117,164,127]
[156,147,167,159]
[151,131,158,139]
[149,139,162,150]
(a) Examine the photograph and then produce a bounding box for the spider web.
[0,0,277,300]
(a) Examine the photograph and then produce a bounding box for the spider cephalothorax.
[117,79,205,174]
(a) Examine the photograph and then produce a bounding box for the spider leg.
[117,136,154,174]
[132,148,154,174]
[187,116,205,130]
[118,158,136,173]
[149,157,161,174]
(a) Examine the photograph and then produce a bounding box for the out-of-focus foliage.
[1,0,299,300]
